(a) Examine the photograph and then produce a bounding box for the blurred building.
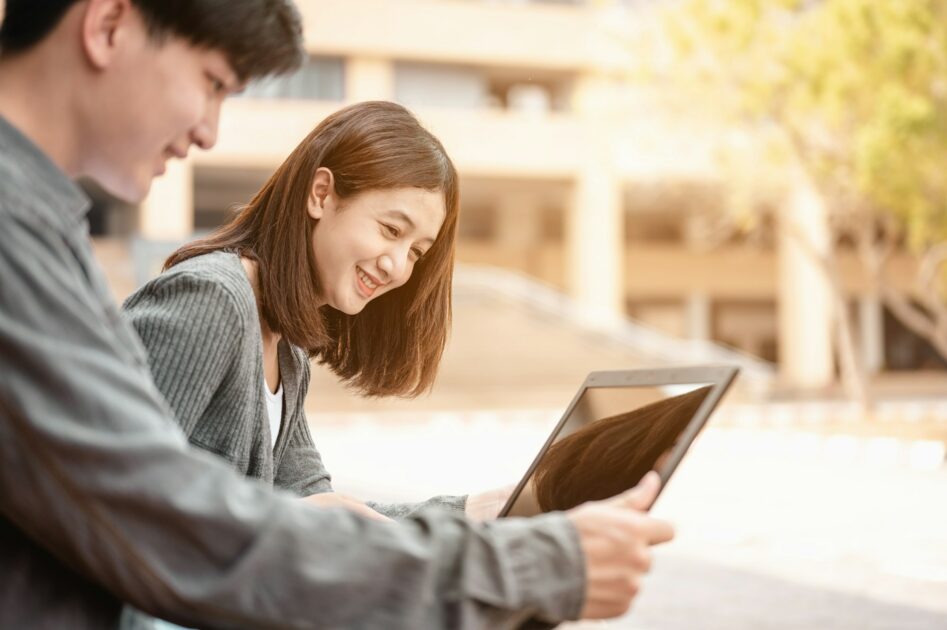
[68,0,943,390]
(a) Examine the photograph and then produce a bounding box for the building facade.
[16,0,936,389]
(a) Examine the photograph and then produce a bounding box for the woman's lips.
[356,266,380,298]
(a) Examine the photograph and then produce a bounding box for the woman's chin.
[332,297,368,316]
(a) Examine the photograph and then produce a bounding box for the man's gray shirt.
[0,115,585,629]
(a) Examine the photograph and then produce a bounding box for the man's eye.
[208,75,226,94]
[382,224,400,238]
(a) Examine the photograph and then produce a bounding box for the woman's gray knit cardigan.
[122,251,465,518]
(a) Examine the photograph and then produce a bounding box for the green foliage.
[667,0,947,252]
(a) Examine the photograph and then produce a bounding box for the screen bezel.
[497,365,739,517]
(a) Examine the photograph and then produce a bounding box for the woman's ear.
[307,167,335,220]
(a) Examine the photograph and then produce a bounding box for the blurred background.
[10,0,947,627]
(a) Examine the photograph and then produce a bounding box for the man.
[0,1,674,627]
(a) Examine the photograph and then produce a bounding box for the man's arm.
[0,212,585,628]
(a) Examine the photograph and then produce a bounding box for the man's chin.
[85,171,152,204]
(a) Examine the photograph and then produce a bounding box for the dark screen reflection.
[504,384,713,517]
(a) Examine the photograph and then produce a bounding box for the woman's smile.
[356,266,381,298]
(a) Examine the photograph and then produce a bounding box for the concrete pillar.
[777,168,834,390]
[568,74,624,328]
[859,295,885,373]
[495,192,541,248]
[567,152,623,326]
[496,192,545,281]
[686,292,712,341]
[139,159,193,240]
[345,57,395,102]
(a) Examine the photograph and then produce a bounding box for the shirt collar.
[0,114,91,231]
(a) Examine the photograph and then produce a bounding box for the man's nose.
[191,100,222,150]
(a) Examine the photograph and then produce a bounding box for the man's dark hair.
[0,0,305,81]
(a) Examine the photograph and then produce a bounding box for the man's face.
[80,10,239,201]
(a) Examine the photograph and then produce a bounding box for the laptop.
[499,365,739,517]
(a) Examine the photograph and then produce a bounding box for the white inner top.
[263,378,284,449]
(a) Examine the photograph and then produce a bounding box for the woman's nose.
[376,254,393,280]
[377,248,409,284]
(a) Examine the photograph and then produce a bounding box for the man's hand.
[566,472,674,619]
[303,492,392,522]
[464,484,516,521]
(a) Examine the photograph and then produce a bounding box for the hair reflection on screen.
[532,385,713,512]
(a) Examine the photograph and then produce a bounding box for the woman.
[124,101,497,520]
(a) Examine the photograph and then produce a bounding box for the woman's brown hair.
[532,385,713,512]
[166,101,459,397]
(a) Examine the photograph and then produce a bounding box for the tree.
[645,0,947,403]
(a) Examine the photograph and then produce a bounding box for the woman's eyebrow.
[384,209,437,244]
[384,209,416,230]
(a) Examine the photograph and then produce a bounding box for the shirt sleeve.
[0,212,586,628]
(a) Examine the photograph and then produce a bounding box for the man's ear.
[307,167,335,220]
[81,0,134,70]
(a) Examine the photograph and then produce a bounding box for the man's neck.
[0,53,83,177]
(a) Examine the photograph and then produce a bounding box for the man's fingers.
[606,471,661,511]
[642,517,674,545]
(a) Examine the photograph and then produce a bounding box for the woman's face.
[309,185,447,315]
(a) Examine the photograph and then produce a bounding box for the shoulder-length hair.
[533,385,713,512]
[166,101,460,398]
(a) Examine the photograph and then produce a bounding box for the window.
[240,56,345,101]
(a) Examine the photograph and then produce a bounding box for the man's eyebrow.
[211,59,241,92]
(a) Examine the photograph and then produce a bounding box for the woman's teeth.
[357,267,377,289]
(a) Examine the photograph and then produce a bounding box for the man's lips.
[156,146,188,176]
[166,145,189,159]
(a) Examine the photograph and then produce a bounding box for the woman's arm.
[366,495,468,519]
[277,355,467,517]
[122,269,245,436]
[275,408,334,496]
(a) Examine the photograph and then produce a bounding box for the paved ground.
[585,553,947,630]
[312,414,947,629]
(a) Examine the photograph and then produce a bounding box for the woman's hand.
[464,484,517,521]
[303,492,392,522]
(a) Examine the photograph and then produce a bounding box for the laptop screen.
[502,381,715,517]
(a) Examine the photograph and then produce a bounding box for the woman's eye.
[382,224,400,238]
[410,247,424,260]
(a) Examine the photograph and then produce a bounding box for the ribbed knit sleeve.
[122,269,245,437]
[275,419,334,497]
[367,495,468,519]
[274,354,334,496]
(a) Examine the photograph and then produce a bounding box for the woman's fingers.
[302,492,393,522]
